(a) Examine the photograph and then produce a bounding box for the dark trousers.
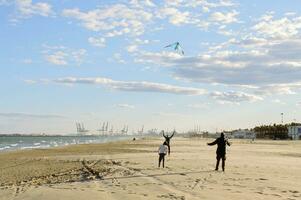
[158,153,166,168]
[215,154,226,171]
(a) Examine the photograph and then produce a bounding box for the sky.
[1,0,301,134]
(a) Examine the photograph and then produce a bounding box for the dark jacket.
[208,137,230,156]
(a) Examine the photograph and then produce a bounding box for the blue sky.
[1,0,301,134]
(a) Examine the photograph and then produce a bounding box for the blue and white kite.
[164,42,184,55]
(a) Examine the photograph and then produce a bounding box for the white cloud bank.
[0,112,65,119]
[61,0,238,38]
[28,76,262,103]
[52,77,207,96]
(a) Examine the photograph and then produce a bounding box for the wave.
[0,146,11,150]
[0,135,131,152]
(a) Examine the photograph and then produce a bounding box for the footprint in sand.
[157,193,185,200]
[14,187,20,196]
[267,186,277,191]
[271,194,281,197]
[257,178,268,181]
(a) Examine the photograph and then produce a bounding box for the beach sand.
[0,137,301,200]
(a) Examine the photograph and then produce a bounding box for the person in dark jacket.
[162,130,175,155]
[207,132,231,171]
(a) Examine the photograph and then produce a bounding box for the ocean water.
[0,135,131,152]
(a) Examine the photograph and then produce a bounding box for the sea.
[0,135,132,152]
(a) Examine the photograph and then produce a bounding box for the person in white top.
[158,142,168,168]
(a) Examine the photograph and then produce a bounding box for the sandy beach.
[0,137,301,200]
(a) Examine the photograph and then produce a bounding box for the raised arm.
[162,130,167,138]
[170,131,175,139]
[207,139,218,146]
[226,140,231,146]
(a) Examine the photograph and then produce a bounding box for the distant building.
[228,129,256,139]
[288,125,301,140]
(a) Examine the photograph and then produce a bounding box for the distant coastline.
[0,134,133,152]
[0,134,95,137]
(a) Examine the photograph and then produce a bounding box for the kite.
[164,42,184,55]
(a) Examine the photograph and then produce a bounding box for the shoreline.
[0,135,136,153]
[1,137,301,200]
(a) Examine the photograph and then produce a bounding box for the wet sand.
[0,137,301,200]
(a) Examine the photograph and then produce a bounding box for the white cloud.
[230,37,267,47]
[254,84,297,96]
[165,0,235,9]
[272,99,286,105]
[253,14,301,39]
[71,49,86,64]
[24,79,36,84]
[47,77,207,96]
[285,12,296,17]
[210,10,239,24]
[134,38,150,44]
[106,28,131,37]
[15,0,53,19]
[61,0,237,39]
[159,7,191,25]
[202,6,210,13]
[217,26,236,36]
[88,37,106,47]
[112,53,126,64]
[210,91,263,103]
[134,50,182,65]
[115,104,135,109]
[32,76,262,103]
[45,51,68,65]
[129,0,156,8]
[43,45,86,66]
[126,38,153,54]
[62,4,153,36]
[126,45,138,53]
[186,103,210,109]
[0,112,65,119]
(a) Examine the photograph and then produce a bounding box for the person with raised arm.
[162,130,175,155]
[207,132,231,172]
